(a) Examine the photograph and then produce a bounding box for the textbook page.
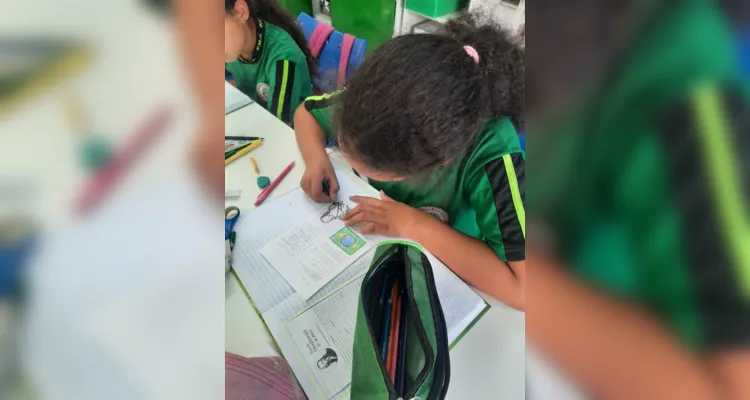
[259,171,374,299]
[282,275,365,399]
[225,81,253,114]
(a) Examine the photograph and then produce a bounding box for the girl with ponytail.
[294,11,526,309]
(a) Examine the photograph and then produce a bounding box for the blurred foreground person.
[20,1,225,398]
[528,0,750,399]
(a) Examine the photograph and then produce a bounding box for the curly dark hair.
[225,0,317,72]
[336,11,524,178]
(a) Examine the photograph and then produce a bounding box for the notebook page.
[225,81,253,115]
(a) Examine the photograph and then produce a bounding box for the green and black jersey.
[225,19,312,123]
[305,93,526,262]
[529,0,750,351]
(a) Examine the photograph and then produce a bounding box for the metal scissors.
[225,206,240,240]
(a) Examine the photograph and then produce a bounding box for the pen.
[75,104,173,215]
[254,161,295,206]
[225,136,262,141]
[322,178,331,200]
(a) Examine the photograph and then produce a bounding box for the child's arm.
[528,247,750,399]
[293,103,339,201]
[343,191,525,310]
[408,206,525,309]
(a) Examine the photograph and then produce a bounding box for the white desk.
[224,103,526,399]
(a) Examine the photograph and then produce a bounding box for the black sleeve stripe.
[270,60,296,122]
[486,153,526,261]
[271,60,284,114]
[280,61,295,122]
[657,85,750,348]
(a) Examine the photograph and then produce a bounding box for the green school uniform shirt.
[226,19,312,122]
[305,92,526,262]
[529,0,750,351]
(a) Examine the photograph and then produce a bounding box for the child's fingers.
[359,222,378,235]
[341,204,368,221]
[300,176,311,196]
[328,175,340,196]
[343,208,383,226]
[340,205,359,220]
[309,175,330,203]
[349,196,384,208]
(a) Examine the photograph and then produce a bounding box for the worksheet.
[259,171,375,299]
[283,275,364,399]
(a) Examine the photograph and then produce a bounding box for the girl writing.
[294,12,526,309]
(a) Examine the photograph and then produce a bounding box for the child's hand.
[300,156,339,202]
[342,191,430,237]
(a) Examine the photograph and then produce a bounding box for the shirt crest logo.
[418,206,449,223]
[257,83,270,101]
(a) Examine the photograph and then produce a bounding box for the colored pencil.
[373,274,389,345]
[380,288,393,362]
[224,139,262,165]
[225,136,262,141]
[224,142,251,160]
[254,161,295,206]
[74,104,173,215]
[395,289,408,395]
[387,282,400,380]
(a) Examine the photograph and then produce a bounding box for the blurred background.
[526,0,749,399]
[1,0,223,398]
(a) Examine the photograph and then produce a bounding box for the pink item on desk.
[225,353,307,400]
[74,104,173,215]
[254,161,295,207]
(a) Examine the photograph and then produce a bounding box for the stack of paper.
[225,81,253,115]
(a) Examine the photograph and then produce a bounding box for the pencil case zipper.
[361,244,433,400]
[418,251,450,400]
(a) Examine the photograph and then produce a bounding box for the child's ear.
[233,0,250,21]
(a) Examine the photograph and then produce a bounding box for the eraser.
[257,176,271,189]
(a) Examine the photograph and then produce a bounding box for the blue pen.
[380,292,393,362]
[371,274,389,347]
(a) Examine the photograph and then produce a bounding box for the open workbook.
[231,169,489,400]
[225,81,253,115]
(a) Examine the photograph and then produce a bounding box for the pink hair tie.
[463,45,480,64]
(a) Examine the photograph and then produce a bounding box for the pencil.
[380,289,393,362]
[224,139,262,165]
[389,288,402,381]
[395,289,408,395]
[64,95,86,134]
[74,104,173,215]
[250,157,259,174]
[225,136,262,141]
[386,282,399,379]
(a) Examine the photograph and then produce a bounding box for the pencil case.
[351,242,450,400]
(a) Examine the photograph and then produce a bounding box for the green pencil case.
[351,242,450,400]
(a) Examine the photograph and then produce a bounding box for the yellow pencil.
[64,95,87,135]
[225,139,262,166]
[250,157,260,174]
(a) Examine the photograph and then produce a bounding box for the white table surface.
[224,102,526,399]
